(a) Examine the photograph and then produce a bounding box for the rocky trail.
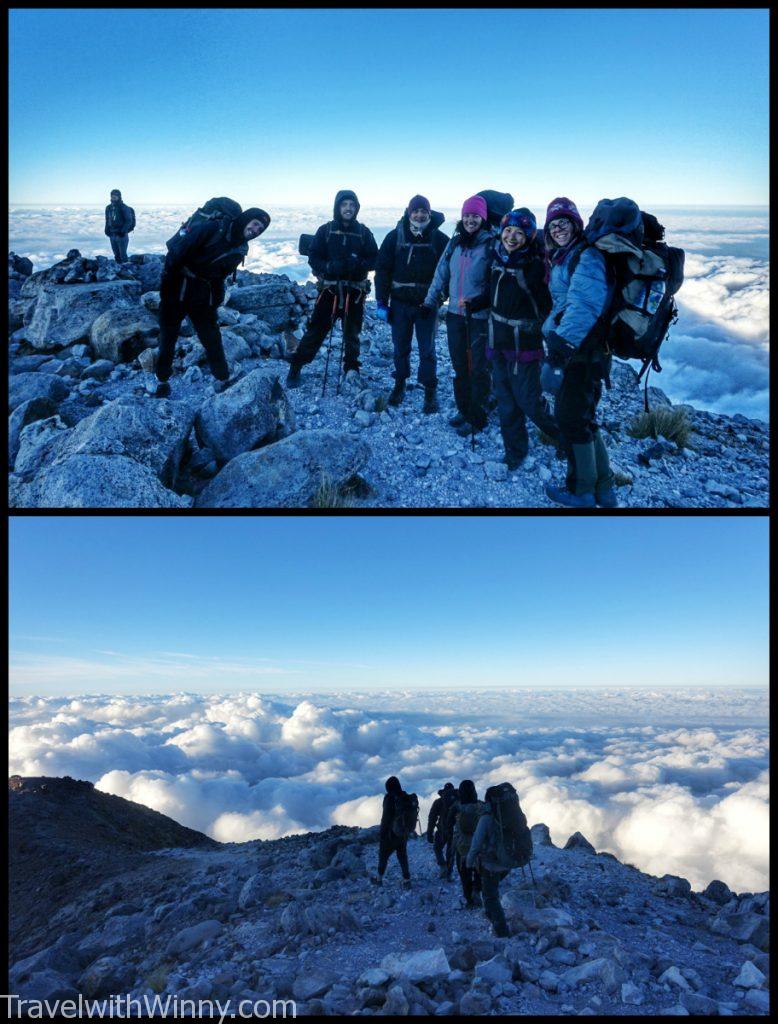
[8,777,770,1015]
[8,251,769,509]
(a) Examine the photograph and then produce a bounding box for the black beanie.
[385,776,402,795]
[232,207,270,240]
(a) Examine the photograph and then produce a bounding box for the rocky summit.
[8,775,770,1016]
[8,251,769,508]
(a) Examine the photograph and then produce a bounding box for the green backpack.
[484,783,533,870]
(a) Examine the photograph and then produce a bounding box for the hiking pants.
[390,298,438,387]
[156,273,229,383]
[433,829,453,875]
[293,286,364,373]
[480,867,509,933]
[446,313,490,429]
[110,234,129,263]
[378,833,410,880]
[492,357,560,461]
[555,357,607,492]
[455,851,481,903]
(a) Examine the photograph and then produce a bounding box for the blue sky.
[9,9,768,206]
[9,516,768,695]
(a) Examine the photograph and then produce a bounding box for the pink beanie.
[461,195,488,221]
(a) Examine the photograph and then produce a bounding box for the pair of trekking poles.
[319,288,352,398]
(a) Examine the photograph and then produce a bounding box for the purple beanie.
[544,197,584,233]
[462,195,488,221]
[407,194,431,214]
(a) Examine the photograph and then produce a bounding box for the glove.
[326,259,348,278]
[545,331,577,368]
[417,303,435,319]
[468,293,491,314]
[375,304,389,323]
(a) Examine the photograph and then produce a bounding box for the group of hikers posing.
[107,184,683,508]
[373,776,533,939]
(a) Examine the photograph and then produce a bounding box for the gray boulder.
[227,278,296,329]
[655,874,692,899]
[8,396,57,468]
[14,969,78,1002]
[220,329,253,365]
[90,306,160,363]
[564,831,596,853]
[9,372,69,413]
[81,358,115,381]
[14,416,70,478]
[292,970,336,1001]
[196,429,370,508]
[238,874,265,912]
[166,919,223,956]
[195,368,295,464]
[128,254,164,294]
[380,948,450,983]
[17,454,189,508]
[531,823,554,847]
[26,280,141,351]
[78,956,135,999]
[558,957,625,993]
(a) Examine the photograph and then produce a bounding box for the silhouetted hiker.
[104,189,136,263]
[372,775,417,889]
[450,779,485,909]
[426,781,457,879]
[467,782,533,937]
[152,202,270,398]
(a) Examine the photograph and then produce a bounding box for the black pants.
[455,850,481,903]
[480,867,509,932]
[433,829,453,875]
[390,298,438,386]
[378,833,410,880]
[156,274,229,383]
[492,356,560,460]
[446,313,490,429]
[555,356,607,491]
[293,286,364,372]
[109,234,129,263]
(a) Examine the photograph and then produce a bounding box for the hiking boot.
[370,875,383,886]
[470,892,483,908]
[152,381,171,399]
[493,922,510,938]
[505,453,526,472]
[545,484,596,508]
[213,373,240,394]
[388,380,406,407]
[401,879,412,891]
[422,386,439,414]
[449,412,467,428]
[286,364,302,389]
[595,487,620,508]
[439,865,449,879]
[456,421,482,438]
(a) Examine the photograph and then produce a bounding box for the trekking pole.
[464,304,475,452]
[321,292,338,397]
[528,860,538,890]
[336,290,350,396]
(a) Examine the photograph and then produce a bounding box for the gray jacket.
[424,226,495,320]
[466,807,505,872]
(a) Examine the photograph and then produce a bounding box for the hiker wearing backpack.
[104,189,135,263]
[423,196,496,438]
[540,196,618,508]
[485,208,560,471]
[153,203,270,398]
[426,782,458,879]
[450,780,485,910]
[286,190,378,389]
[374,195,449,414]
[372,775,416,889]
[467,782,533,938]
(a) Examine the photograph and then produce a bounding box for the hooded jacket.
[426,783,457,839]
[308,190,378,283]
[164,218,249,283]
[487,237,552,358]
[424,224,496,320]
[380,776,405,841]
[542,241,613,352]
[104,201,134,237]
[374,210,449,306]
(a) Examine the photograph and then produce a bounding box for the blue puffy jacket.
[542,243,613,351]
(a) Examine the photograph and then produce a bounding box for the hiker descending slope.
[372,775,417,889]
[104,189,136,264]
[426,782,458,879]
[467,782,533,937]
[153,199,270,398]
[486,208,560,470]
[374,195,449,414]
[450,779,485,909]
[287,190,378,390]
[423,196,496,439]
[540,196,617,507]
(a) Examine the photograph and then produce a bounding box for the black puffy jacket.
[308,190,378,283]
[488,238,552,352]
[374,211,449,306]
[164,219,249,282]
[104,202,133,237]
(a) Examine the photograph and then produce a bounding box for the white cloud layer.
[8,688,769,893]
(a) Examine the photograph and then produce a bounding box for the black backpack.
[167,197,242,254]
[125,206,136,232]
[392,791,420,839]
[576,199,685,404]
[484,783,533,870]
[477,190,515,229]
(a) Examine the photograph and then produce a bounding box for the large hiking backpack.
[579,198,685,405]
[392,791,420,840]
[166,197,242,256]
[455,800,486,856]
[484,783,533,870]
[477,190,515,229]
[125,206,136,232]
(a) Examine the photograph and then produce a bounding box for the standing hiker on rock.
[152,203,270,398]
[374,194,449,414]
[541,196,618,507]
[423,195,495,439]
[450,779,485,909]
[104,189,136,264]
[467,782,533,938]
[486,208,560,470]
[372,775,416,889]
[286,190,378,390]
[426,782,458,879]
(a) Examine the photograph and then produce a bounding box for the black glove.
[545,331,577,368]
[418,303,435,319]
[468,293,491,314]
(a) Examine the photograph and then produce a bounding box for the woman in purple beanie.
[423,195,496,437]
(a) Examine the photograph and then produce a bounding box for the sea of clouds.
[8,204,770,421]
[8,687,769,894]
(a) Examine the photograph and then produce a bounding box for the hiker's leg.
[155,279,186,382]
[432,829,446,868]
[445,837,455,877]
[446,314,469,416]
[516,361,560,442]
[468,320,489,429]
[377,835,391,876]
[342,291,364,372]
[293,291,336,368]
[493,357,529,462]
[390,299,414,383]
[188,304,229,382]
[481,868,508,933]
[117,234,129,263]
[456,852,472,902]
[395,839,411,881]
[109,236,122,262]
[414,306,438,387]
[555,361,595,494]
